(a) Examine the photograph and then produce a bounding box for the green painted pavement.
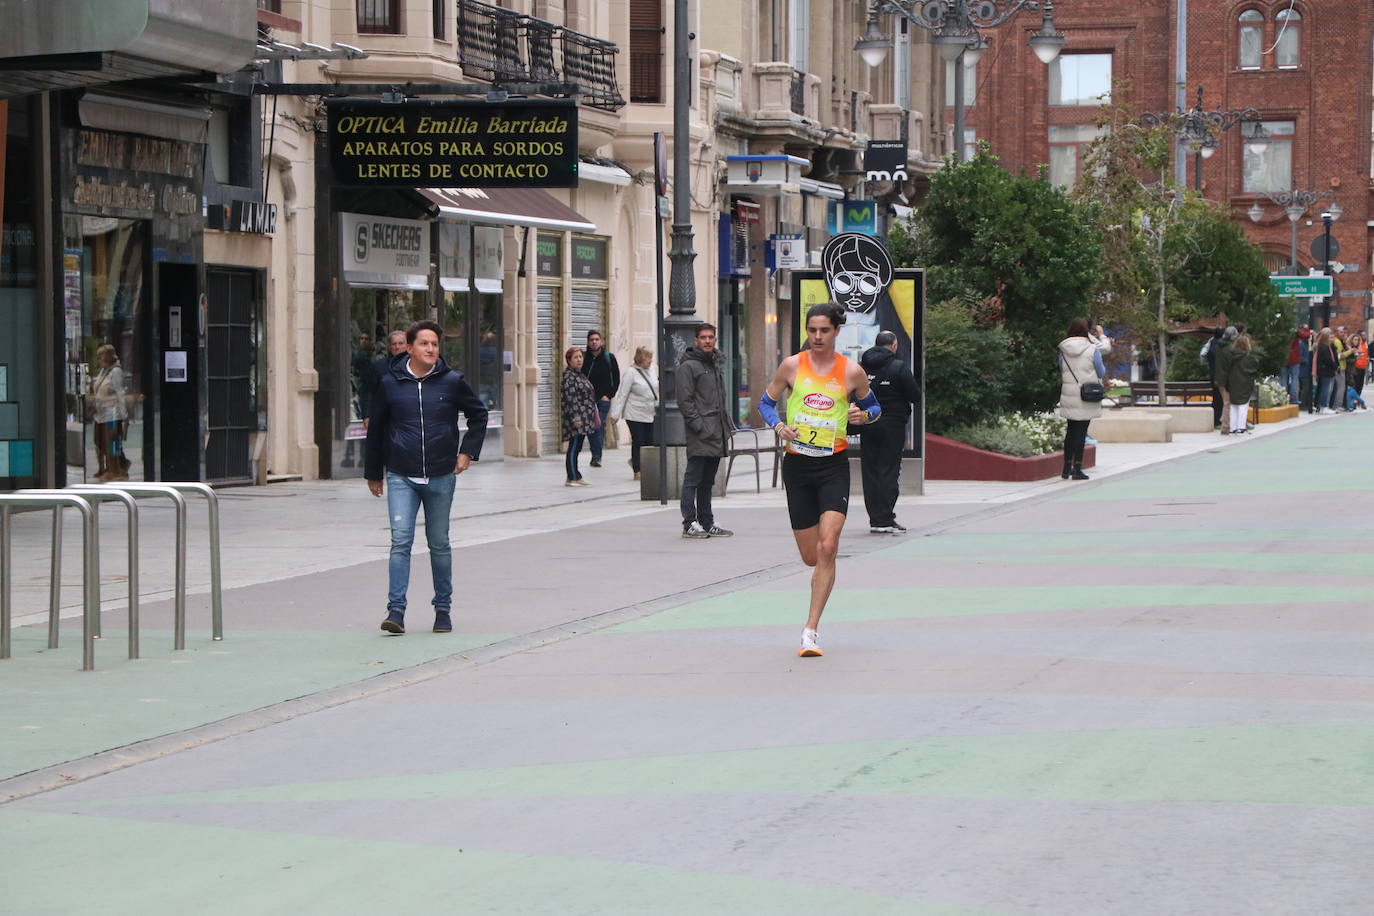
[0,628,505,781]
[604,585,1356,633]
[77,722,1374,809]
[0,811,1007,916]
[1066,421,1374,501]
[884,529,1366,558]
[944,552,1374,576]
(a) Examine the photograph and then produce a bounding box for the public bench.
[1128,380,1214,405]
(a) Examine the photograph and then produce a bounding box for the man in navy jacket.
[365,320,488,635]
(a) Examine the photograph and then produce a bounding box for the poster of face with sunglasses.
[794,233,918,370]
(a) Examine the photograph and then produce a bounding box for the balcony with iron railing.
[456,0,624,111]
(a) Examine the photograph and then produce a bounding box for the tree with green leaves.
[1074,95,1286,397]
[890,145,1102,412]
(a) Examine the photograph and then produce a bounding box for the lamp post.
[658,0,697,450]
[854,0,1066,163]
[1248,190,1341,327]
[1141,85,1268,192]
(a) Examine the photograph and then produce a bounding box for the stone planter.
[925,434,1095,482]
[1253,404,1299,423]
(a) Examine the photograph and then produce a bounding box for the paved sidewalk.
[3,409,1372,914]
[2,410,1372,913]
[8,408,1340,624]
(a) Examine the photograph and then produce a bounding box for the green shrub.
[944,422,1037,458]
[943,412,1067,458]
[925,300,1012,433]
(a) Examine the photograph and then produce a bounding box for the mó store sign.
[327,99,579,188]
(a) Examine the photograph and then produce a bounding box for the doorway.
[64,216,150,483]
[205,268,260,482]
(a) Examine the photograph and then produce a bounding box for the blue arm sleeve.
[1093,349,1107,378]
[857,390,882,422]
[758,392,782,428]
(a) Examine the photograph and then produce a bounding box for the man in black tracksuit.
[581,329,620,466]
[858,330,921,533]
[365,320,488,636]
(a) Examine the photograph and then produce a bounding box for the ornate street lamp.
[1141,85,1268,191]
[854,0,1066,162]
[1249,189,1341,328]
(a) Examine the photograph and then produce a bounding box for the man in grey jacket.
[676,323,733,538]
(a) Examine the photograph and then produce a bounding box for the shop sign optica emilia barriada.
[326,98,579,188]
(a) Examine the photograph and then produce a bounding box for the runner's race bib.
[792,411,837,457]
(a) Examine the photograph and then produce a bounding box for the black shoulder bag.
[1065,355,1105,403]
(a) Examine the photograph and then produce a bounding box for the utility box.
[725,155,807,195]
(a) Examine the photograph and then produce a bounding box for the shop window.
[1048,124,1105,187]
[207,98,254,188]
[1275,9,1301,69]
[943,58,976,109]
[0,96,38,485]
[629,0,663,103]
[1049,53,1112,107]
[1238,10,1263,69]
[1242,120,1293,192]
[358,0,401,34]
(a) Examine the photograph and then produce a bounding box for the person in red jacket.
[1282,325,1308,408]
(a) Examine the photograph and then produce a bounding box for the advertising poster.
[790,233,924,456]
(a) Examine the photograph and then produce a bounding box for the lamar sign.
[327,99,578,188]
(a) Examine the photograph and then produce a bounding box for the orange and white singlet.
[786,351,850,457]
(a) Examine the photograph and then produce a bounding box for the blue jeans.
[1316,375,1335,411]
[1279,364,1301,405]
[385,471,455,615]
[566,433,585,480]
[588,400,611,461]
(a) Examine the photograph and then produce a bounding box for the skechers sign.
[327,99,578,188]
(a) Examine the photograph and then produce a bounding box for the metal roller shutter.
[570,287,607,348]
[537,286,559,453]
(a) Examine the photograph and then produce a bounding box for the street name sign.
[1270,276,1332,297]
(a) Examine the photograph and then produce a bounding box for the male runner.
[757,301,882,657]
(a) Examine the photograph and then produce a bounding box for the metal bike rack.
[0,493,100,671]
[30,487,142,659]
[81,484,191,648]
[84,482,223,645]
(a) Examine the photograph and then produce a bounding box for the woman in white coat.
[609,346,659,480]
[1057,318,1112,481]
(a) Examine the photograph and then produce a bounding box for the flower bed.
[925,433,1096,482]
[1254,404,1299,423]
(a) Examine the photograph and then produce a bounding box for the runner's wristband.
[759,392,782,428]
[857,391,882,423]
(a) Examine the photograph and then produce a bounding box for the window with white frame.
[1048,125,1105,187]
[944,58,976,108]
[1275,8,1301,68]
[1238,10,1263,69]
[1049,53,1112,107]
[1242,120,1293,192]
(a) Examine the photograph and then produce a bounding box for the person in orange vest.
[1345,331,1368,410]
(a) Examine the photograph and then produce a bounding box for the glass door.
[64,216,148,483]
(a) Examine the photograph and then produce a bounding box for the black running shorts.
[782,451,851,530]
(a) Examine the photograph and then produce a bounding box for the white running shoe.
[798,628,822,657]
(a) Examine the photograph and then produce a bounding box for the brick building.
[951,0,1374,326]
